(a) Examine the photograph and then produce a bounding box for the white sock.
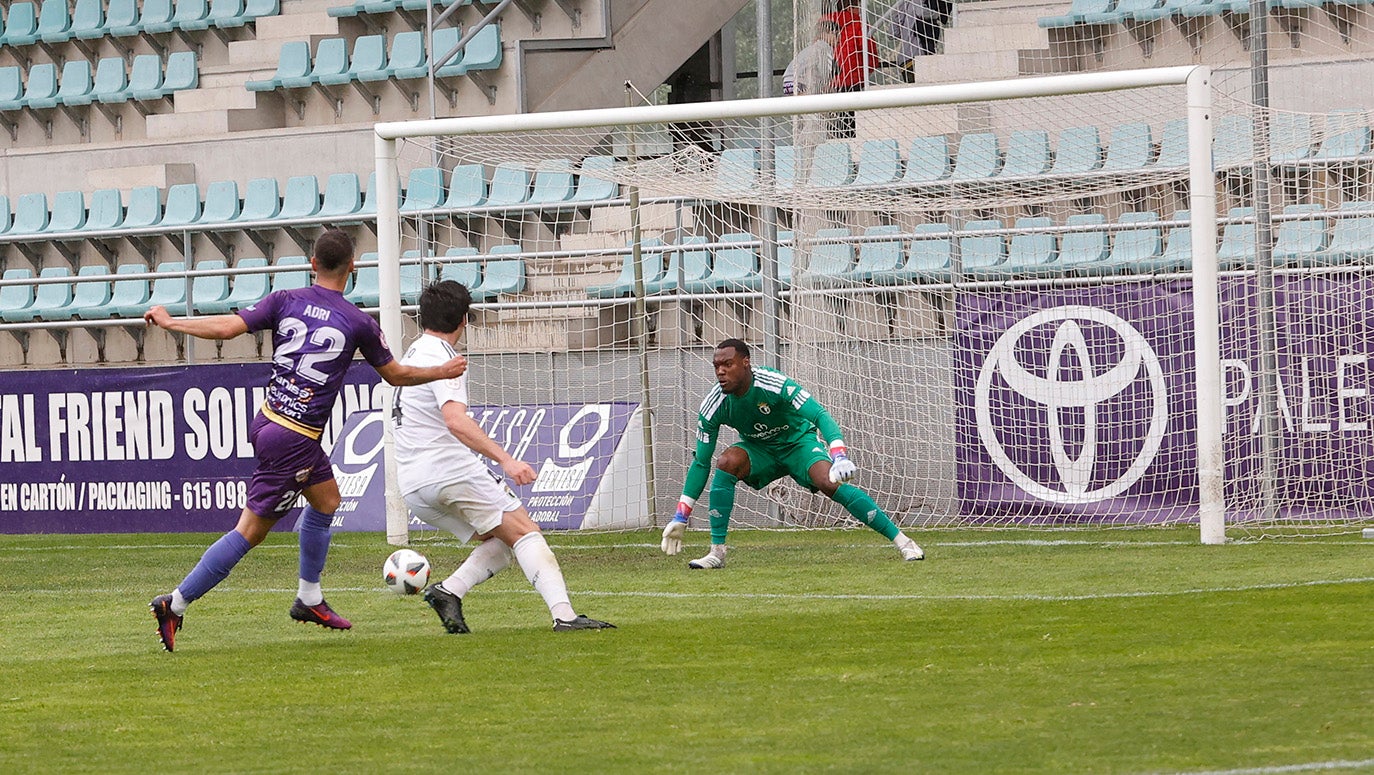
[441,539,512,598]
[170,589,188,616]
[297,580,323,606]
[511,532,575,622]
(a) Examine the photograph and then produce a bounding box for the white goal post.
[373,66,1231,544]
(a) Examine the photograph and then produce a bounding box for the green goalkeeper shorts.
[733,436,831,492]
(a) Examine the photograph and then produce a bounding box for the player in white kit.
[391,280,614,633]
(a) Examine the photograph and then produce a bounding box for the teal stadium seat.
[715,148,759,194]
[199,180,242,224]
[271,256,311,292]
[82,264,149,319]
[487,163,531,206]
[1107,211,1164,272]
[185,0,243,32]
[1007,217,1058,274]
[0,68,22,112]
[188,260,231,312]
[1155,118,1189,168]
[105,0,141,36]
[280,175,323,219]
[1269,112,1314,163]
[586,240,666,299]
[368,31,424,81]
[400,167,445,212]
[1315,206,1374,265]
[20,63,59,109]
[10,193,50,235]
[197,257,269,314]
[281,37,346,90]
[47,190,87,232]
[218,0,277,29]
[247,41,311,91]
[572,156,619,201]
[159,183,203,228]
[143,262,189,316]
[444,164,487,208]
[346,255,380,307]
[146,0,207,34]
[447,23,501,77]
[773,145,798,190]
[902,223,954,282]
[1153,210,1194,272]
[0,196,11,234]
[322,34,385,87]
[62,266,113,319]
[135,0,177,35]
[471,246,525,299]
[528,160,576,204]
[1131,0,1190,22]
[1213,115,1255,168]
[1001,130,1052,178]
[320,172,363,217]
[83,189,124,231]
[1055,213,1111,273]
[853,139,902,186]
[16,267,75,322]
[440,247,482,290]
[1102,122,1153,171]
[843,224,906,284]
[159,51,199,96]
[808,141,855,187]
[903,136,952,184]
[1313,110,1371,161]
[91,57,130,105]
[1039,0,1118,28]
[803,228,855,285]
[686,233,758,293]
[34,60,93,109]
[644,236,711,294]
[1,4,40,48]
[1272,204,1329,267]
[950,133,1001,180]
[960,220,1008,275]
[1217,207,1256,269]
[70,0,104,39]
[239,178,282,221]
[1050,126,1104,175]
[398,252,427,304]
[1104,0,1162,22]
[0,269,36,319]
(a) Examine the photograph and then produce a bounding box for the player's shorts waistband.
[262,405,323,440]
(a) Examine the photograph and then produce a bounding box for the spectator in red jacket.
[825,0,878,137]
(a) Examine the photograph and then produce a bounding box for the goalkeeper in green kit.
[661,338,924,568]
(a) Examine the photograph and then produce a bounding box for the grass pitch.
[2,528,1372,774]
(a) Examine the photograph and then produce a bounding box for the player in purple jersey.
[143,229,467,652]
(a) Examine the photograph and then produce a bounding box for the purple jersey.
[237,285,394,436]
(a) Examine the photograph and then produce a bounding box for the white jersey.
[391,334,490,494]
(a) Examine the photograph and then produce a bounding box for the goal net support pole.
[373,65,1226,544]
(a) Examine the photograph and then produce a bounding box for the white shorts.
[403,470,523,543]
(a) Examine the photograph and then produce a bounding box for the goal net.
[375,65,1374,544]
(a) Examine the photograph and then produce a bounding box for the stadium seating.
[0,269,36,319]
[159,183,203,228]
[959,220,1008,274]
[10,193,50,235]
[320,172,364,217]
[644,236,711,294]
[487,164,531,206]
[808,142,856,188]
[951,133,1001,180]
[471,246,525,299]
[1049,126,1103,175]
[1054,213,1111,273]
[1272,204,1329,266]
[1006,217,1059,273]
[1038,0,1118,28]
[1102,122,1154,171]
[528,160,576,205]
[270,255,311,292]
[900,224,954,282]
[1001,130,1053,178]
[444,164,488,209]
[79,264,147,319]
[1316,205,1374,265]
[685,233,758,292]
[62,265,114,319]
[187,260,231,312]
[83,189,125,231]
[572,156,620,201]
[5,267,75,322]
[586,239,667,298]
[804,228,856,284]
[47,190,87,232]
[715,148,760,194]
[199,180,242,225]
[903,136,952,184]
[843,225,908,284]
[440,248,482,290]
[196,257,268,313]
[142,262,190,316]
[400,167,445,212]
[1217,207,1257,269]
[1106,211,1165,272]
[346,256,381,307]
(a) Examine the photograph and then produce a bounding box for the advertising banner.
[955,276,1374,521]
[313,402,648,532]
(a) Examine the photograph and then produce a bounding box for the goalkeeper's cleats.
[553,614,616,632]
[150,594,183,652]
[688,545,727,569]
[289,598,353,630]
[423,584,470,634]
[895,535,925,562]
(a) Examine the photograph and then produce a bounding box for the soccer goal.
[373,64,1374,545]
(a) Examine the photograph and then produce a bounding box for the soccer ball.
[382,549,431,595]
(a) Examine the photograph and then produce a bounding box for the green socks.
[832,484,900,540]
[708,471,738,545]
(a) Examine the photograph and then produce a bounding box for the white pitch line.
[1149,758,1374,775]
[14,575,1374,602]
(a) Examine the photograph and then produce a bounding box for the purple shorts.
[246,412,334,519]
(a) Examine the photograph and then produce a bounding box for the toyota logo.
[975,306,1168,503]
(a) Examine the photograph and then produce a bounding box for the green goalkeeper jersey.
[682,366,844,500]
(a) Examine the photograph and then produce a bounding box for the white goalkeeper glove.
[828,443,857,484]
[661,501,691,555]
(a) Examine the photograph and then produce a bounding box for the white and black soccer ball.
[383,549,431,595]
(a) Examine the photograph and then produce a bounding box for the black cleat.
[553,614,616,632]
[423,584,470,634]
[150,594,183,652]
[289,598,352,629]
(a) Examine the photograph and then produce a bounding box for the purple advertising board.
[312,402,643,533]
[955,275,1374,522]
[0,362,385,533]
